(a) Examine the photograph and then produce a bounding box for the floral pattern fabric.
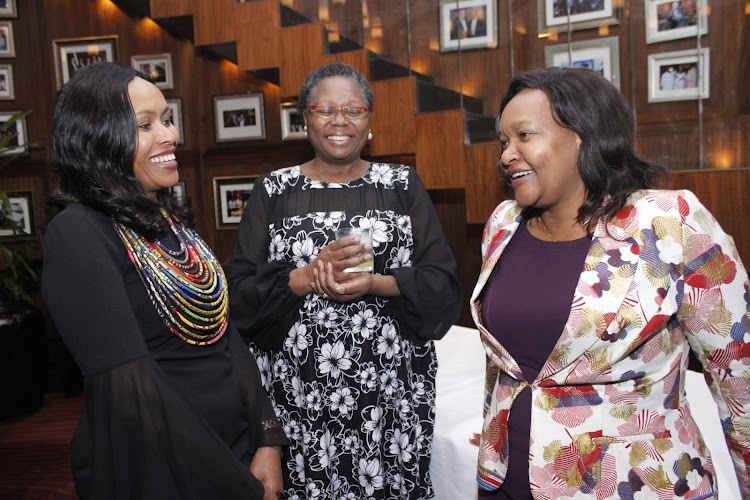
[470,190,750,499]
[225,164,462,499]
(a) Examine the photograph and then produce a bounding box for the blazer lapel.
[471,208,525,380]
[538,217,639,379]
[472,208,640,383]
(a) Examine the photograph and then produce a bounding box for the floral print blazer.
[470,189,750,499]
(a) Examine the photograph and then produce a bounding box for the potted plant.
[0,110,46,419]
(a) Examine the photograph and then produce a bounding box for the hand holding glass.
[334,227,374,273]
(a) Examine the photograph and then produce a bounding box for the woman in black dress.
[42,62,287,499]
[223,62,463,498]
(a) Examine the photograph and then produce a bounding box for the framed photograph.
[439,0,498,52]
[648,48,709,102]
[544,36,620,89]
[645,0,708,44]
[0,64,13,99]
[0,0,17,18]
[0,21,14,57]
[213,176,258,229]
[214,93,266,143]
[171,180,186,200]
[52,35,118,89]
[0,190,35,238]
[131,53,173,90]
[538,0,618,33]
[281,102,306,141]
[0,110,26,156]
[166,98,184,145]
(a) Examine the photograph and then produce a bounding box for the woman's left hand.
[249,446,283,499]
[312,261,373,302]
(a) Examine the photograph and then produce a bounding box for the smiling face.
[497,88,586,215]
[128,77,179,199]
[304,76,371,168]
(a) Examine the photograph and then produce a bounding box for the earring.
[367,130,373,140]
[304,126,308,137]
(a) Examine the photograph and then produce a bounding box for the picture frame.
[166,98,184,145]
[131,53,174,90]
[0,0,17,18]
[52,35,118,89]
[645,0,708,44]
[0,64,14,99]
[213,176,258,229]
[280,102,306,141]
[0,21,14,57]
[647,48,710,103]
[538,0,619,34]
[439,0,498,52]
[0,110,26,156]
[0,190,35,238]
[213,93,266,143]
[544,35,620,89]
[171,180,186,200]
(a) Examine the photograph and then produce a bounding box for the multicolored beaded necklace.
[112,209,228,345]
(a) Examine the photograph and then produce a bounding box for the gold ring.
[322,292,329,299]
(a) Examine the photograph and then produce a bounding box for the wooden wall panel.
[235,0,280,70]
[671,168,750,266]
[415,110,466,189]
[464,142,503,224]
[738,115,750,167]
[319,51,371,79]
[149,0,193,18]
[280,24,325,98]
[370,77,417,156]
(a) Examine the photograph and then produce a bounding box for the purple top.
[479,220,591,499]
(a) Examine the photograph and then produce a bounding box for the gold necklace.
[537,216,592,242]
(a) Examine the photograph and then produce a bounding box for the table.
[431,325,742,499]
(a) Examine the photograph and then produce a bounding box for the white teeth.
[151,153,176,164]
[327,135,349,141]
[511,171,532,179]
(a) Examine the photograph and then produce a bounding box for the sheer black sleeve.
[385,169,463,342]
[226,323,288,448]
[223,177,305,350]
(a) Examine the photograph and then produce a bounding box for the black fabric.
[42,203,285,499]
[223,165,462,346]
[222,164,463,498]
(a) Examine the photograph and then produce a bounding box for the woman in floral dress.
[224,62,462,499]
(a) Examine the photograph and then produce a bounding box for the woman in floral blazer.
[471,67,750,499]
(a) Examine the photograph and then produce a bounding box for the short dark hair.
[298,61,374,113]
[497,67,669,225]
[49,62,191,239]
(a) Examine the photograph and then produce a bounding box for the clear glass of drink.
[334,226,374,273]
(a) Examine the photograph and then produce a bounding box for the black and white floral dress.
[224,163,462,499]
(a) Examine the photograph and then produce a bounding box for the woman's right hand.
[314,235,372,281]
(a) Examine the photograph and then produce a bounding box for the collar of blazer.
[471,200,642,383]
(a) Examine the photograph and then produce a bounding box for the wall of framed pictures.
[3,0,748,387]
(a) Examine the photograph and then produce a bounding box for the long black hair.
[49,62,191,239]
[497,67,670,226]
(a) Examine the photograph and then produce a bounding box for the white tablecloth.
[431,325,742,499]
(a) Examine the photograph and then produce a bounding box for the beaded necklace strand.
[113,209,228,345]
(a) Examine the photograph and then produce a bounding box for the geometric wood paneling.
[415,110,466,189]
[671,168,750,266]
[464,142,503,224]
[370,77,417,157]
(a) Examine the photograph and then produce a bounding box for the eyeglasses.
[308,105,369,120]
